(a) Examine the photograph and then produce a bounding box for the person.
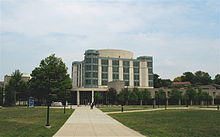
[91,102,94,109]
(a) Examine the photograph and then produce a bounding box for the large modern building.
[71,49,153,105]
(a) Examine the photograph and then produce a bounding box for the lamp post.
[64,90,66,114]
[45,94,51,128]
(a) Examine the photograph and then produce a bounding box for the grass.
[109,110,220,137]
[98,105,219,112]
[0,107,74,137]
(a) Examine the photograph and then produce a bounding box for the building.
[71,49,153,105]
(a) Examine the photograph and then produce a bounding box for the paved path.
[53,107,146,137]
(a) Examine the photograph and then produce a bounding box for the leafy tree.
[29,54,72,105]
[194,71,212,85]
[117,88,129,105]
[181,72,195,84]
[94,92,103,104]
[5,70,28,106]
[185,87,197,105]
[141,89,151,105]
[155,89,166,107]
[161,79,172,87]
[214,74,220,85]
[173,76,182,82]
[169,88,182,105]
[0,87,3,105]
[128,89,138,105]
[153,74,161,88]
[107,88,117,105]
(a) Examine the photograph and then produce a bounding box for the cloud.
[0,0,220,80]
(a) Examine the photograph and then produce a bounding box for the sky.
[0,0,220,81]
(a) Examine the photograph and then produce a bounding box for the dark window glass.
[123,67,129,73]
[134,75,139,80]
[85,58,92,63]
[102,66,108,72]
[93,72,98,78]
[149,81,153,87]
[102,73,108,79]
[93,58,98,63]
[125,81,129,86]
[149,75,153,80]
[101,59,108,65]
[123,74,129,80]
[134,68,139,73]
[112,60,119,66]
[134,81,139,86]
[92,79,98,85]
[85,65,92,70]
[148,68,153,73]
[85,72,91,78]
[123,61,130,66]
[147,62,152,67]
[85,79,91,85]
[133,61,139,67]
[92,65,98,71]
[113,66,119,72]
[113,74,119,80]
[102,80,108,85]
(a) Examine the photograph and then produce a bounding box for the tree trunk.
[178,99,181,105]
[140,100,143,106]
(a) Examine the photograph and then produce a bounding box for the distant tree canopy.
[214,74,220,85]
[29,54,72,104]
[175,70,213,85]
[153,74,172,88]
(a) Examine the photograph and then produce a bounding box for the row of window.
[100,59,141,67]
[85,58,98,64]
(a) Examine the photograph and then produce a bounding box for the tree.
[181,72,195,84]
[29,54,72,105]
[185,87,197,105]
[94,92,103,104]
[169,88,182,105]
[194,71,212,85]
[4,70,28,106]
[153,74,161,88]
[107,88,117,105]
[214,74,220,85]
[128,89,138,105]
[117,88,129,105]
[161,79,172,87]
[0,87,3,105]
[141,89,151,105]
[155,89,166,107]
[173,76,182,82]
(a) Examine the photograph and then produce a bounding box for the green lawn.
[98,105,218,112]
[110,110,220,137]
[0,107,74,137]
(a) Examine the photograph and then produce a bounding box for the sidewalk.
[53,107,146,137]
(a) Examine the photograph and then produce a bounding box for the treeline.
[2,54,72,106]
[95,87,218,106]
[154,71,220,88]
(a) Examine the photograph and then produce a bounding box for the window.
[149,81,153,87]
[125,81,129,86]
[112,60,119,66]
[85,72,91,78]
[113,66,119,72]
[93,72,98,78]
[148,68,153,73]
[123,61,130,66]
[123,67,129,73]
[92,79,98,85]
[134,75,139,80]
[124,74,129,80]
[102,73,108,79]
[134,68,139,73]
[101,59,108,65]
[85,65,92,70]
[149,75,153,80]
[85,79,91,85]
[102,80,108,85]
[92,65,98,71]
[113,74,119,80]
[85,58,92,63]
[133,61,139,67]
[147,62,152,67]
[102,66,108,72]
[134,81,139,86]
[93,58,98,63]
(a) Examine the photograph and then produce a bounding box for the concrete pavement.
[53,106,146,137]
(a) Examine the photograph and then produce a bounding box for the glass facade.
[73,50,153,88]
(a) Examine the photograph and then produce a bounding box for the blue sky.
[0,0,220,81]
